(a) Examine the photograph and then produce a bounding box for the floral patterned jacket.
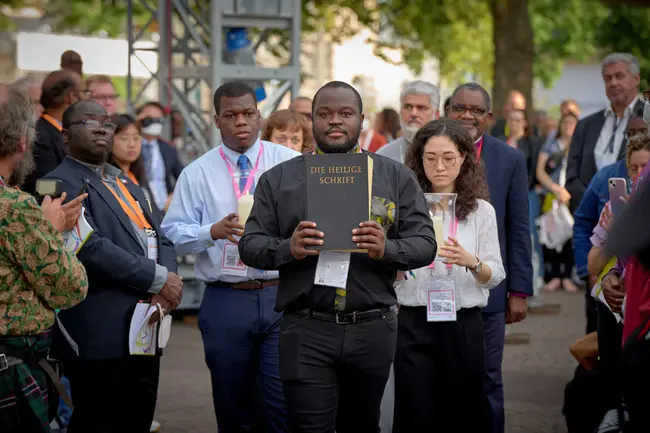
[0,186,88,336]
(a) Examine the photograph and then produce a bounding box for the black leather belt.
[294,307,392,325]
[212,279,279,290]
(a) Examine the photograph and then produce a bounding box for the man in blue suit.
[447,83,533,433]
[44,100,183,433]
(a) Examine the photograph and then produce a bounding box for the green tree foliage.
[595,3,650,89]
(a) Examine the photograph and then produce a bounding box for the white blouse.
[396,199,506,310]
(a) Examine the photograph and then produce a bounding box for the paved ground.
[154,290,585,433]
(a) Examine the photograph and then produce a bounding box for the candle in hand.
[237,194,255,229]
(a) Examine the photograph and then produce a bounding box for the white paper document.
[62,207,93,255]
[129,303,173,356]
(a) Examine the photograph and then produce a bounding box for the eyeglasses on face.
[449,104,487,117]
[68,119,117,132]
[422,155,459,168]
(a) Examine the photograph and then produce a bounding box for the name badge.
[427,275,457,322]
[221,241,248,277]
[314,251,351,290]
[147,236,158,262]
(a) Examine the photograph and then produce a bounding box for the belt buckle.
[0,353,8,371]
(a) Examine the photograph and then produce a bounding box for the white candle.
[237,194,254,228]
[431,214,445,257]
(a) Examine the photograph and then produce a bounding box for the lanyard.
[430,217,459,272]
[219,143,264,200]
[103,180,152,231]
[475,136,484,160]
[42,114,63,132]
[604,117,623,154]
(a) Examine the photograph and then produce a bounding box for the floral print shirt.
[0,186,88,336]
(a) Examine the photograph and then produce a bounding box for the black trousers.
[393,306,489,433]
[596,301,624,410]
[66,356,160,433]
[543,239,574,281]
[279,310,397,433]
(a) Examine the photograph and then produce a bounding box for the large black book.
[305,153,374,252]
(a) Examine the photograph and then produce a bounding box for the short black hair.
[41,72,77,109]
[136,101,165,116]
[62,100,105,129]
[313,81,363,114]
[451,83,492,111]
[213,82,257,114]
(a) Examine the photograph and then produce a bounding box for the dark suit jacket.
[566,99,644,213]
[481,134,534,313]
[45,157,178,360]
[495,135,543,190]
[22,116,67,196]
[158,139,185,195]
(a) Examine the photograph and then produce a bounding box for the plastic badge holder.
[424,193,457,262]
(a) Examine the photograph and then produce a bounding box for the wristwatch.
[470,258,482,273]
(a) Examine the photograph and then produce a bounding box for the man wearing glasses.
[447,83,533,433]
[86,75,119,116]
[43,100,182,433]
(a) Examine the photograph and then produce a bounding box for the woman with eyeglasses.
[392,118,505,433]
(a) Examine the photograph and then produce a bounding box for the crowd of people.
[2,47,650,433]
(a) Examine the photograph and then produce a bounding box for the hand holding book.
[352,221,385,259]
[290,221,324,260]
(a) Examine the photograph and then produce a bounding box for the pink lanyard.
[219,143,264,200]
[430,217,459,271]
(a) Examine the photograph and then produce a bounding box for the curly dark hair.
[405,118,489,221]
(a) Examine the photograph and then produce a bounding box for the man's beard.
[401,121,422,144]
[10,147,35,188]
[315,130,361,154]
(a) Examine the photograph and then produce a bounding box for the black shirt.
[238,151,436,313]
[23,116,67,196]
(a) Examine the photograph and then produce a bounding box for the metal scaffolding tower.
[126,0,302,158]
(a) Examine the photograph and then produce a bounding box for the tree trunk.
[490,0,535,116]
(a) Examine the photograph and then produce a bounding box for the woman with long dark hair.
[393,118,505,433]
[108,114,155,205]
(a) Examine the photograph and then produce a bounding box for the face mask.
[142,123,163,137]
[643,101,650,126]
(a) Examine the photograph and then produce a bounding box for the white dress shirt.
[161,139,300,283]
[396,199,506,309]
[594,97,639,171]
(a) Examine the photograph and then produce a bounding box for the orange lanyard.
[102,180,152,231]
[42,114,63,132]
[127,171,139,185]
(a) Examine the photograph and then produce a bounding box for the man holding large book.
[239,81,436,432]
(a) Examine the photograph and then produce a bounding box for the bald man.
[61,50,83,76]
[490,90,527,139]
[22,69,82,195]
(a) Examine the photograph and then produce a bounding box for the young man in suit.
[447,83,533,433]
[566,53,643,214]
[136,102,185,213]
[44,100,183,433]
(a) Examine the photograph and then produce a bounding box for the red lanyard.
[430,217,459,271]
[219,143,264,200]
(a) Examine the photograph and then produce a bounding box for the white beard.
[401,122,421,144]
